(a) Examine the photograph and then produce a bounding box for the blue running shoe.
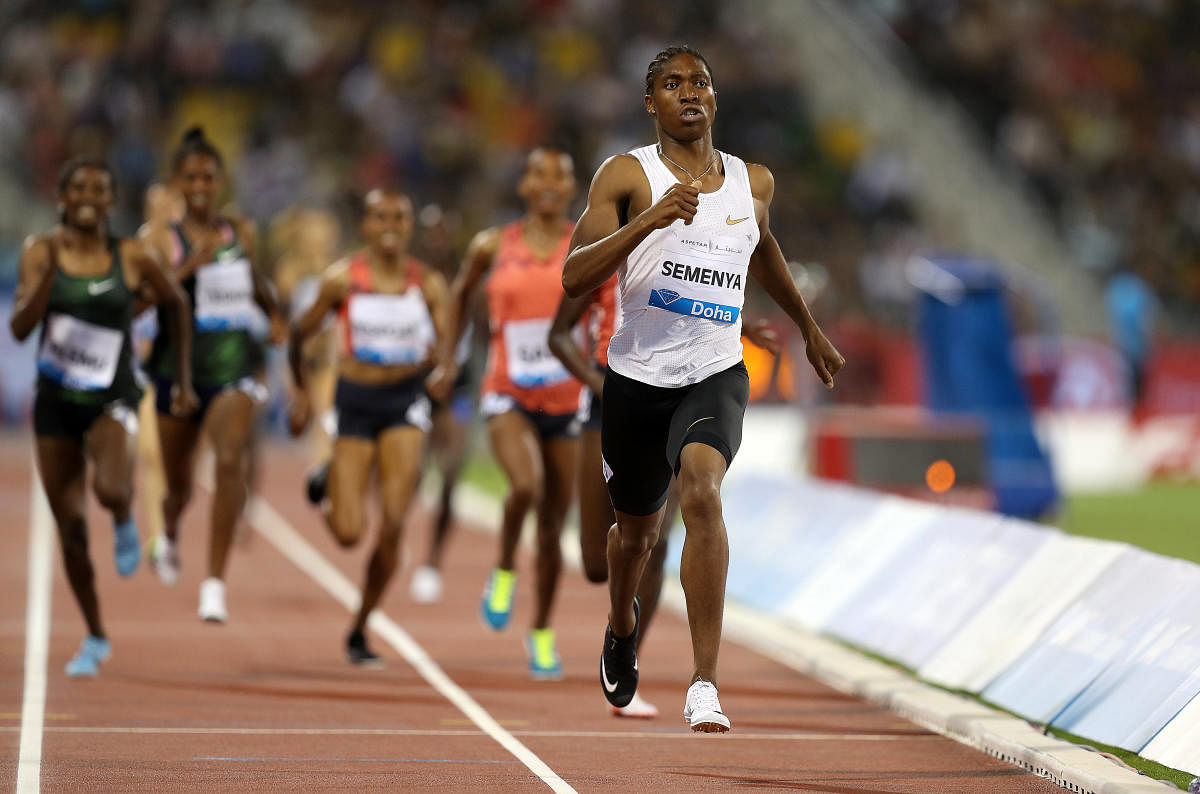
[527,628,563,681]
[65,635,111,677]
[480,568,516,631]
[113,518,140,577]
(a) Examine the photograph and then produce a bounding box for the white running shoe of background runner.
[409,566,443,604]
[198,577,227,623]
[150,534,180,587]
[612,691,659,719]
[683,679,730,732]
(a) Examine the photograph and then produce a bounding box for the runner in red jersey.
[428,146,581,680]
[288,188,449,666]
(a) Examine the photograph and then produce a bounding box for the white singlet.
[606,145,759,388]
[194,256,259,331]
[347,290,435,365]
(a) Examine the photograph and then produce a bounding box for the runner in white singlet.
[561,46,845,733]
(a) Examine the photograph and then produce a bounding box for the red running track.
[1,432,1064,792]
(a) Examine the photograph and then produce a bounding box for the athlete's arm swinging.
[127,237,199,415]
[10,238,57,341]
[235,218,286,345]
[548,292,604,396]
[426,228,498,401]
[745,165,844,387]
[561,155,700,298]
[420,269,451,368]
[287,263,349,435]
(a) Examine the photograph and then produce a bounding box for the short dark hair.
[527,144,574,169]
[58,157,114,194]
[172,125,224,173]
[644,45,713,95]
[360,187,412,217]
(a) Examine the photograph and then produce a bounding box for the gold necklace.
[657,145,717,186]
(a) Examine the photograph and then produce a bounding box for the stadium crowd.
[883,0,1200,324]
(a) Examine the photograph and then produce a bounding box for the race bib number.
[38,313,123,391]
[504,317,569,388]
[648,234,749,324]
[349,291,434,365]
[195,258,257,332]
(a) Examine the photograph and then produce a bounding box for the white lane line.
[0,726,930,741]
[17,464,54,794]
[242,494,577,794]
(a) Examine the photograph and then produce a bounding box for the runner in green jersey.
[140,127,285,624]
[10,158,197,677]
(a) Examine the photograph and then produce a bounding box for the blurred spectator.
[1105,260,1159,408]
[881,0,1200,329]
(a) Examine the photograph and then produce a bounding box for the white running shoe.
[611,691,659,719]
[409,566,443,604]
[150,534,180,587]
[683,679,730,732]
[198,577,228,623]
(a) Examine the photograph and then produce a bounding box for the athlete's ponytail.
[172,125,224,173]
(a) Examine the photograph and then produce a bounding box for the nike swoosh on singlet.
[602,657,620,693]
[87,279,114,296]
[725,215,749,225]
[686,416,716,432]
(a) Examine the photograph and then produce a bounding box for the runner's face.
[518,150,576,216]
[59,167,114,231]
[175,154,223,216]
[361,192,413,258]
[646,55,716,140]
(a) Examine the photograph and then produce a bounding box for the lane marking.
[195,757,520,764]
[0,725,933,741]
[240,494,578,794]
[441,718,528,726]
[17,463,54,794]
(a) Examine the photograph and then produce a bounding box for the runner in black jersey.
[10,158,197,677]
[562,47,844,731]
[141,127,285,624]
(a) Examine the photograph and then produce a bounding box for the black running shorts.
[34,389,139,440]
[601,361,750,516]
[577,363,604,433]
[335,376,432,440]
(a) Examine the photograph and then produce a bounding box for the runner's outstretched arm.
[745,164,844,388]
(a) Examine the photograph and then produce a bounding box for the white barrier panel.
[919,535,1128,691]
[890,518,1052,669]
[983,549,1198,723]
[686,475,880,613]
[780,496,943,630]
[1143,691,1200,774]
[1052,577,1200,752]
[824,508,1012,667]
